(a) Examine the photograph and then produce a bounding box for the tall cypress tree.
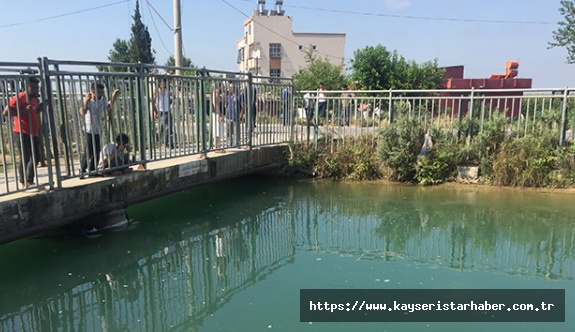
[129,0,155,64]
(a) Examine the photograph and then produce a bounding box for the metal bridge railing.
[295,87,575,149]
[0,58,294,196]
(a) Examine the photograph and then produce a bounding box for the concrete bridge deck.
[0,145,288,245]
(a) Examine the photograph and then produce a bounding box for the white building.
[236,0,346,78]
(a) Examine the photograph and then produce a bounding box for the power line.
[0,0,131,29]
[145,0,173,31]
[146,0,172,56]
[288,4,553,25]
[233,0,552,25]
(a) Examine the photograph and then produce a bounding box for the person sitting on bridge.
[97,133,133,176]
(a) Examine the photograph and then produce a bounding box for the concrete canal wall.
[0,145,288,245]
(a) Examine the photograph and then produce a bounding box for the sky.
[1,0,574,88]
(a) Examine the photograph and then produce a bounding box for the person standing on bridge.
[79,82,120,176]
[303,91,314,126]
[211,82,226,153]
[340,84,355,126]
[225,83,243,147]
[317,82,327,125]
[153,77,175,149]
[3,77,44,188]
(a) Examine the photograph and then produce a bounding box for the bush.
[283,138,382,180]
[377,116,424,182]
[285,108,575,188]
[491,135,557,187]
[466,110,509,179]
[553,143,575,187]
[416,138,457,185]
[285,142,318,177]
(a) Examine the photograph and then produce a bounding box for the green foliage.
[285,142,318,177]
[415,155,451,186]
[554,143,575,186]
[491,135,557,187]
[129,0,155,65]
[549,0,575,64]
[455,144,481,166]
[350,44,444,91]
[165,56,195,68]
[165,56,197,75]
[451,110,508,179]
[377,116,425,182]
[292,48,345,91]
[284,138,381,180]
[416,138,457,185]
[284,104,575,189]
[107,39,131,64]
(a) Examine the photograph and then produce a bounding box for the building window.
[237,48,244,64]
[269,43,281,58]
[270,69,281,77]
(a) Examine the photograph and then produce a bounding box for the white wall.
[237,13,346,78]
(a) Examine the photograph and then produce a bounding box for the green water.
[0,177,573,332]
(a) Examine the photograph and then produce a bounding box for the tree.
[107,39,131,64]
[165,55,194,68]
[292,47,346,91]
[128,0,155,64]
[549,0,575,63]
[350,44,444,91]
[103,0,154,71]
[165,55,197,75]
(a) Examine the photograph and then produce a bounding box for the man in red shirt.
[4,77,44,188]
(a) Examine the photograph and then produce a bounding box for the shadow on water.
[1,177,574,331]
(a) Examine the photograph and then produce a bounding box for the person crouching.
[97,133,133,176]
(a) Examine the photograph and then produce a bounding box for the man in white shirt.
[153,77,174,149]
[303,92,314,126]
[318,82,327,124]
[79,82,120,174]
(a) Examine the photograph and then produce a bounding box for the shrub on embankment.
[284,114,575,188]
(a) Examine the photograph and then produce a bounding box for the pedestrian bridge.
[0,145,288,245]
[0,59,297,245]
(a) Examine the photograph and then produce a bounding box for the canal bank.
[0,145,287,245]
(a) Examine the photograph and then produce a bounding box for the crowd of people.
[303,82,357,127]
[2,75,344,188]
[2,75,292,188]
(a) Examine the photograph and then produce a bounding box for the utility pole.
[174,0,183,75]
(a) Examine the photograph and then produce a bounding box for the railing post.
[136,63,147,168]
[246,72,254,149]
[313,89,319,150]
[457,94,463,143]
[559,88,569,146]
[387,90,394,124]
[199,69,208,153]
[38,57,59,190]
[289,79,295,141]
[467,87,475,146]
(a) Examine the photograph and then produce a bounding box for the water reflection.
[0,180,574,331]
[293,183,575,281]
